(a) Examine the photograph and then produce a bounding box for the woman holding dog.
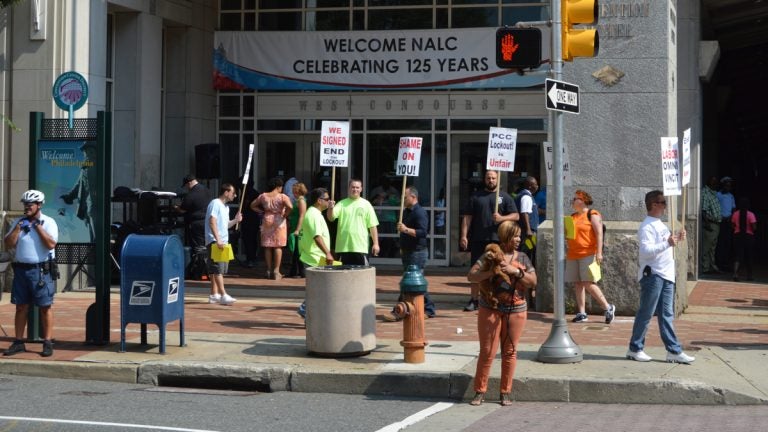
[467,220,536,406]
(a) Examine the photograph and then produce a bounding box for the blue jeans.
[628,274,682,354]
[400,248,436,316]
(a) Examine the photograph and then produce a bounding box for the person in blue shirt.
[534,185,547,226]
[715,177,736,270]
[4,190,59,357]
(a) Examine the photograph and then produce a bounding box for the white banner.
[661,137,682,196]
[214,28,549,91]
[396,137,423,176]
[319,121,350,167]
[486,127,517,172]
[681,128,691,186]
[543,141,572,187]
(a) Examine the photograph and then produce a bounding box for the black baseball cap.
[182,174,196,186]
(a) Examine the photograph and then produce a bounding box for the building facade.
[1,1,708,310]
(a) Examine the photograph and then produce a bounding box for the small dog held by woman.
[476,243,511,309]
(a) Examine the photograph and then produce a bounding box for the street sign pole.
[537,0,583,364]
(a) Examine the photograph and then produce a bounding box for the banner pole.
[399,175,407,224]
[331,167,336,201]
[495,171,501,214]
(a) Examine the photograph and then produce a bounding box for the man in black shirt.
[459,170,519,311]
[176,174,210,271]
[384,186,436,321]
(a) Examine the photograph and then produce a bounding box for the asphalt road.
[1,374,766,432]
[0,374,441,432]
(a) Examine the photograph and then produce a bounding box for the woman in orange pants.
[467,221,537,406]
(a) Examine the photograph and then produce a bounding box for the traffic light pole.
[537,0,583,364]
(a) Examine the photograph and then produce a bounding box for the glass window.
[314,0,350,7]
[219,96,241,117]
[502,6,549,23]
[310,11,350,30]
[243,119,255,131]
[219,119,240,131]
[500,118,545,131]
[220,13,242,30]
[369,0,432,5]
[260,0,301,9]
[259,12,302,30]
[244,12,256,30]
[453,0,496,4]
[452,7,497,28]
[243,95,255,117]
[367,119,431,131]
[352,10,365,30]
[368,9,433,30]
[433,134,447,209]
[257,120,301,130]
[436,8,448,28]
[451,119,496,130]
[221,0,242,11]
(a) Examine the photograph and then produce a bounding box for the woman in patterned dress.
[250,177,293,280]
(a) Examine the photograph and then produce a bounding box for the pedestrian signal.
[495,28,542,69]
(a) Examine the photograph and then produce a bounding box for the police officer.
[3,190,59,357]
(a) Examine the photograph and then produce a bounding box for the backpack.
[572,209,606,251]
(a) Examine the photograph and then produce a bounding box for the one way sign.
[545,79,580,114]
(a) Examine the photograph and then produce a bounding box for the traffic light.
[562,0,599,61]
[495,28,542,69]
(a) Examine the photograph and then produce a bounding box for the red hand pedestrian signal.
[501,33,520,62]
[495,28,542,69]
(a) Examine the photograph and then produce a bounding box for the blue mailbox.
[120,234,185,353]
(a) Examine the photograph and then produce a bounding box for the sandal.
[469,392,485,406]
[500,393,512,406]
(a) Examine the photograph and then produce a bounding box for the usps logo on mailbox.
[168,277,179,304]
[129,281,155,306]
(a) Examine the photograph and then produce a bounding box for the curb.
[2,359,765,405]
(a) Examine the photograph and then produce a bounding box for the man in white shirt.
[205,184,242,305]
[626,190,695,364]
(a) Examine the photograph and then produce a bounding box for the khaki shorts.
[565,255,599,283]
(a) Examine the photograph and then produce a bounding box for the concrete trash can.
[305,265,376,357]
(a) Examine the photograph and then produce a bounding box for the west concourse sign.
[545,78,580,114]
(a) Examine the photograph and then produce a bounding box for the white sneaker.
[219,294,237,305]
[626,350,652,362]
[666,351,695,364]
[208,295,221,304]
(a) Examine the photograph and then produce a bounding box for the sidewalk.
[0,265,766,405]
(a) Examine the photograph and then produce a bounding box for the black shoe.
[4,340,26,356]
[426,312,436,318]
[41,340,53,357]
[463,299,478,312]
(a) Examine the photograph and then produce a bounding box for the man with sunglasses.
[626,190,694,364]
[4,190,59,357]
[296,188,335,318]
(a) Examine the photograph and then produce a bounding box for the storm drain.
[155,375,271,393]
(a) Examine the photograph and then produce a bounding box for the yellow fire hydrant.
[392,264,428,363]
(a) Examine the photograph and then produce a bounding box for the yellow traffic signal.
[562,0,599,61]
